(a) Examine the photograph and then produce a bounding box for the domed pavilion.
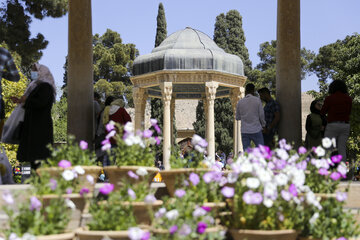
[131,27,246,169]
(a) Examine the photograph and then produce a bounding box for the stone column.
[276,0,301,146]
[170,97,175,144]
[237,87,245,153]
[230,88,242,155]
[160,82,173,169]
[68,0,93,145]
[133,87,145,131]
[205,82,218,161]
[203,97,208,141]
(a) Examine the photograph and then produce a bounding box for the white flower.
[264,182,277,198]
[105,130,116,139]
[322,137,332,148]
[155,207,166,218]
[331,138,337,148]
[65,199,76,209]
[315,146,325,157]
[165,209,179,220]
[275,173,288,186]
[263,198,273,208]
[309,212,319,225]
[291,170,305,187]
[191,134,202,146]
[144,194,157,204]
[22,233,36,240]
[8,233,20,240]
[240,161,252,173]
[276,149,289,160]
[257,168,272,183]
[192,207,207,218]
[194,145,205,153]
[124,122,134,133]
[62,170,75,181]
[136,167,148,176]
[86,175,94,184]
[2,191,14,205]
[227,172,238,184]
[337,162,348,176]
[246,177,260,189]
[128,227,144,240]
[74,166,85,175]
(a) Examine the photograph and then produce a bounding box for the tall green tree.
[309,34,360,163]
[250,40,315,94]
[194,10,252,155]
[151,3,167,131]
[0,0,67,68]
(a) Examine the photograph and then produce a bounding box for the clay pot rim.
[103,166,159,171]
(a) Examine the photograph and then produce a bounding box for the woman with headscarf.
[12,63,56,170]
[305,100,327,149]
[102,98,131,127]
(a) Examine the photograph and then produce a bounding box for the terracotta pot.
[36,232,75,240]
[103,166,159,190]
[229,229,298,240]
[152,226,222,238]
[37,166,101,192]
[160,168,211,196]
[76,227,149,240]
[298,237,321,240]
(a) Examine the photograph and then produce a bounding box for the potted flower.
[1,191,75,240]
[151,189,225,240]
[224,140,322,240]
[161,134,218,196]
[37,136,101,192]
[76,183,151,240]
[102,121,160,190]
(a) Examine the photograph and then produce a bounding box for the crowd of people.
[0,46,354,183]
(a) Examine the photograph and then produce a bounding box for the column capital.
[205,82,219,102]
[160,82,173,106]
[133,87,146,104]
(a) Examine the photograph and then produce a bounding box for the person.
[320,80,352,163]
[236,83,266,152]
[305,100,326,149]
[14,63,56,173]
[0,47,20,134]
[94,92,103,136]
[257,87,280,148]
[103,98,131,127]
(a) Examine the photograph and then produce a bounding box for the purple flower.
[49,178,57,191]
[221,186,234,198]
[99,183,114,195]
[79,140,88,150]
[318,168,329,176]
[252,192,263,204]
[289,184,298,197]
[155,208,166,218]
[154,125,161,134]
[198,139,208,148]
[279,139,291,150]
[298,146,307,154]
[330,172,341,181]
[243,190,254,204]
[169,225,178,234]
[143,129,153,138]
[275,159,287,170]
[281,190,292,201]
[141,231,150,240]
[197,222,207,234]
[202,172,213,183]
[201,206,211,212]
[336,237,347,240]
[174,189,186,198]
[79,187,89,196]
[178,224,191,236]
[128,171,139,179]
[106,122,115,132]
[58,160,71,168]
[128,188,136,200]
[296,161,307,170]
[336,192,347,202]
[144,194,157,204]
[154,136,161,145]
[66,188,73,194]
[331,155,343,164]
[189,173,200,186]
[30,196,42,211]
[243,191,263,204]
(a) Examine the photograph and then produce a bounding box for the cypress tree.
[213,13,228,52]
[151,3,167,132]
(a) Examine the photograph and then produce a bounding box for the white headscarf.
[24,63,56,100]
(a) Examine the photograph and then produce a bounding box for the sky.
[29,0,360,98]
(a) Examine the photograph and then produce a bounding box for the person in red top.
[321,80,352,162]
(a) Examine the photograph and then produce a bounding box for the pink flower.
[189,173,200,186]
[330,172,341,181]
[30,196,42,211]
[79,187,89,196]
[58,160,71,168]
[150,119,158,126]
[197,222,207,234]
[154,136,161,145]
[169,225,178,234]
[201,206,211,212]
[141,231,150,240]
[66,188,73,194]
[143,129,153,138]
[79,140,88,150]
[221,186,234,198]
[298,146,307,154]
[106,122,115,132]
[331,155,343,164]
[174,189,186,198]
[128,171,139,179]
[154,125,161,134]
[318,168,329,176]
[99,183,114,195]
[289,184,298,197]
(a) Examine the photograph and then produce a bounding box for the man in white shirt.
[236,83,266,152]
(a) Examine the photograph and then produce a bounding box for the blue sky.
[29,0,360,97]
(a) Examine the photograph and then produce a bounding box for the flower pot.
[298,237,321,240]
[152,226,222,238]
[76,227,148,240]
[103,166,159,190]
[160,168,211,196]
[229,229,298,240]
[36,232,75,240]
[121,200,163,225]
[37,166,101,192]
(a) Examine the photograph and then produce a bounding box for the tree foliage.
[308,34,360,163]
[52,97,67,143]
[21,0,67,20]
[250,40,315,94]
